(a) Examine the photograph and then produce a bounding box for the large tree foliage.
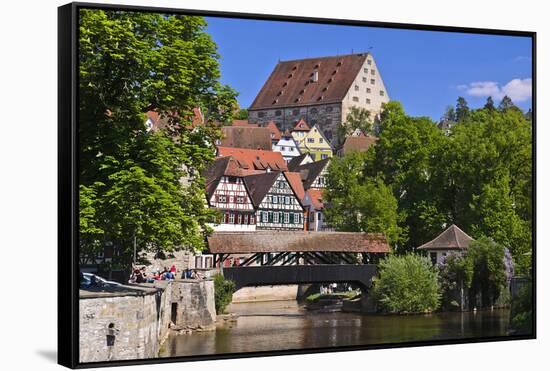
[337,106,373,143]
[78,10,237,270]
[323,152,403,245]
[324,98,532,273]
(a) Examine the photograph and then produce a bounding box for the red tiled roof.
[217,147,288,172]
[220,126,272,150]
[292,119,311,132]
[341,135,377,155]
[266,121,282,141]
[204,156,263,200]
[146,107,204,131]
[249,53,369,110]
[285,172,306,202]
[417,224,474,250]
[306,188,324,210]
[231,119,259,127]
[207,231,390,253]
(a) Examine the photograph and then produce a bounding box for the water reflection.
[161,301,510,357]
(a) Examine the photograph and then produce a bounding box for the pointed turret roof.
[417,224,474,250]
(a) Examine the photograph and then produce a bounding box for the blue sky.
[205,17,532,121]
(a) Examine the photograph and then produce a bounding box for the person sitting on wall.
[170,264,177,275]
[153,271,161,280]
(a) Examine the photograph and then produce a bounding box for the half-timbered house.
[204,156,261,232]
[244,171,305,231]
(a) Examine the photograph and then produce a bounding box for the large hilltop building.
[248,53,390,144]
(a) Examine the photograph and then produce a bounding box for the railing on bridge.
[222,264,378,290]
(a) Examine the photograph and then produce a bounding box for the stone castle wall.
[79,280,215,363]
[249,102,343,143]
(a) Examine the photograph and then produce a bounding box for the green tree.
[78,10,237,273]
[484,96,496,111]
[498,95,515,111]
[337,106,373,143]
[234,108,249,120]
[455,97,470,122]
[467,237,507,308]
[372,102,446,250]
[324,152,403,245]
[438,253,473,310]
[373,254,441,313]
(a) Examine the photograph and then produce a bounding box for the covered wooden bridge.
[207,231,390,290]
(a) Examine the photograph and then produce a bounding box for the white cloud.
[458,78,532,102]
[501,78,532,102]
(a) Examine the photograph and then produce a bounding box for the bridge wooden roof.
[207,231,390,254]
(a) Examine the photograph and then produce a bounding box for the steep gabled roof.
[242,172,280,207]
[295,158,330,190]
[285,172,306,202]
[417,224,474,250]
[266,121,282,141]
[287,153,313,171]
[203,156,259,200]
[220,126,272,150]
[217,147,288,172]
[293,119,311,132]
[249,53,369,110]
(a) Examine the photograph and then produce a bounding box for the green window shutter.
[290,213,294,224]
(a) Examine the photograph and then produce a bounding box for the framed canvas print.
[58,2,536,368]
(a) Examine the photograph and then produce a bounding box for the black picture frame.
[58,2,536,368]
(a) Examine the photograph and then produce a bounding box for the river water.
[160,300,511,357]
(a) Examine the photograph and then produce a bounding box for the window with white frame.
[284,212,289,223]
[294,213,301,224]
[229,213,235,224]
[285,196,290,204]
[262,211,268,223]
[274,212,279,223]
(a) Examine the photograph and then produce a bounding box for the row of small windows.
[217,195,246,204]
[222,212,255,225]
[352,91,386,103]
[266,194,292,204]
[305,137,324,144]
[256,106,336,118]
[260,211,302,224]
[362,68,376,76]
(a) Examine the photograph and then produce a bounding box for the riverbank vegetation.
[372,254,441,313]
[509,282,532,334]
[324,97,532,275]
[213,274,236,314]
[437,238,514,310]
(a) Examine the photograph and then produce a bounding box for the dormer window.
[312,71,319,82]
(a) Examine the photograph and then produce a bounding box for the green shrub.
[373,254,441,313]
[213,273,235,314]
[510,283,533,334]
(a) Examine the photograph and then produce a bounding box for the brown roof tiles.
[217,147,288,172]
[249,53,369,110]
[207,231,390,253]
[417,224,474,250]
[220,126,272,150]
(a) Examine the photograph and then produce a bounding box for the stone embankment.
[79,279,215,363]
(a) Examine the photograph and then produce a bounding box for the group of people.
[129,265,177,284]
[129,264,206,284]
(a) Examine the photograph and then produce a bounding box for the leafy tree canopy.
[79,10,237,270]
